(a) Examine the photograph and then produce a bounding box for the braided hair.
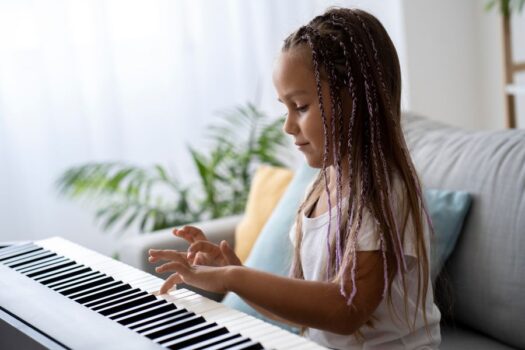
[283,8,433,334]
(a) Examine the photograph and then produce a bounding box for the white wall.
[402,0,525,130]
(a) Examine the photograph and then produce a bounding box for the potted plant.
[56,103,291,234]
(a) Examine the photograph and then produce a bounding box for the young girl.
[148,7,441,349]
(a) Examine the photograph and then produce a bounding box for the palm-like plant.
[485,0,525,15]
[56,103,289,234]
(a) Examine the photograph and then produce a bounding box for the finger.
[155,261,191,274]
[172,227,195,244]
[194,252,206,265]
[159,273,184,294]
[220,240,242,266]
[174,226,207,243]
[187,241,221,260]
[148,249,187,263]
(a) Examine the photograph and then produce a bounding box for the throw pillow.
[424,189,472,282]
[234,165,294,263]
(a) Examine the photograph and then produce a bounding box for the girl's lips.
[296,143,309,150]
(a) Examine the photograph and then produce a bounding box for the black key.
[16,255,65,273]
[223,341,264,350]
[0,247,43,262]
[204,337,251,350]
[35,264,86,283]
[128,308,190,331]
[166,325,229,349]
[47,271,101,289]
[156,322,216,345]
[0,244,40,260]
[90,290,147,311]
[190,333,243,350]
[57,276,114,296]
[109,299,166,320]
[0,243,35,258]
[39,267,92,285]
[98,294,157,316]
[116,303,177,326]
[5,252,56,268]
[66,280,121,299]
[80,285,135,306]
[26,260,76,278]
[143,315,205,340]
[134,310,194,334]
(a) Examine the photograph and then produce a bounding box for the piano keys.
[0,237,325,350]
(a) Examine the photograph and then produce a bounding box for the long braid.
[354,11,434,239]
[300,29,335,279]
[346,123,370,305]
[328,15,396,299]
[354,14,432,328]
[314,27,346,273]
[336,15,406,271]
[324,31,363,299]
[350,11,409,275]
[331,18,388,298]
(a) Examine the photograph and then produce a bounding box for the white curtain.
[0,0,405,255]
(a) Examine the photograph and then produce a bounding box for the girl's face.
[273,49,334,169]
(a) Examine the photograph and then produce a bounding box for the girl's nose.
[283,114,298,136]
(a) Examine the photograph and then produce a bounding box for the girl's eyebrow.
[277,90,308,102]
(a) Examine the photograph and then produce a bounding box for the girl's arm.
[225,251,384,335]
[151,249,385,335]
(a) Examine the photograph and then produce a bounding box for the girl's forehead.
[273,50,316,95]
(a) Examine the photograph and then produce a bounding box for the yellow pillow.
[234,165,294,262]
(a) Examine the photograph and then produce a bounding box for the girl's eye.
[296,105,309,113]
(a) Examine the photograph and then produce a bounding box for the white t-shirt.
[288,180,442,349]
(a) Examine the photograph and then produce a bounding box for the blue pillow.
[222,164,318,332]
[424,189,472,282]
[223,164,472,330]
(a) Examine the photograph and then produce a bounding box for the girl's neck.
[326,161,350,193]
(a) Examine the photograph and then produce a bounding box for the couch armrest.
[118,214,243,274]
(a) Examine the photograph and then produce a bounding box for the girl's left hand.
[149,248,232,294]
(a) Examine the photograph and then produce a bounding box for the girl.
[148,7,441,349]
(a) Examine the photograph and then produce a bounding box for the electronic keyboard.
[0,237,325,350]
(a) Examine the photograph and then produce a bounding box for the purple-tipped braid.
[354,11,435,239]
[337,16,407,276]
[301,29,334,279]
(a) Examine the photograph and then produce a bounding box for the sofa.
[118,114,525,349]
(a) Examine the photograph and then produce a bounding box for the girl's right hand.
[173,226,242,267]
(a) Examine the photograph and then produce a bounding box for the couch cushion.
[441,325,517,350]
[403,114,525,349]
[234,165,293,262]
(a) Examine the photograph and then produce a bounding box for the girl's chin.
[304,155,323,169]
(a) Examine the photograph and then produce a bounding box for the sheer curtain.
[0,0,406,255]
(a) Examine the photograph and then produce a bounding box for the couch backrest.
[402,114,525,349]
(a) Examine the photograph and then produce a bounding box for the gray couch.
[119,114,525,349]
